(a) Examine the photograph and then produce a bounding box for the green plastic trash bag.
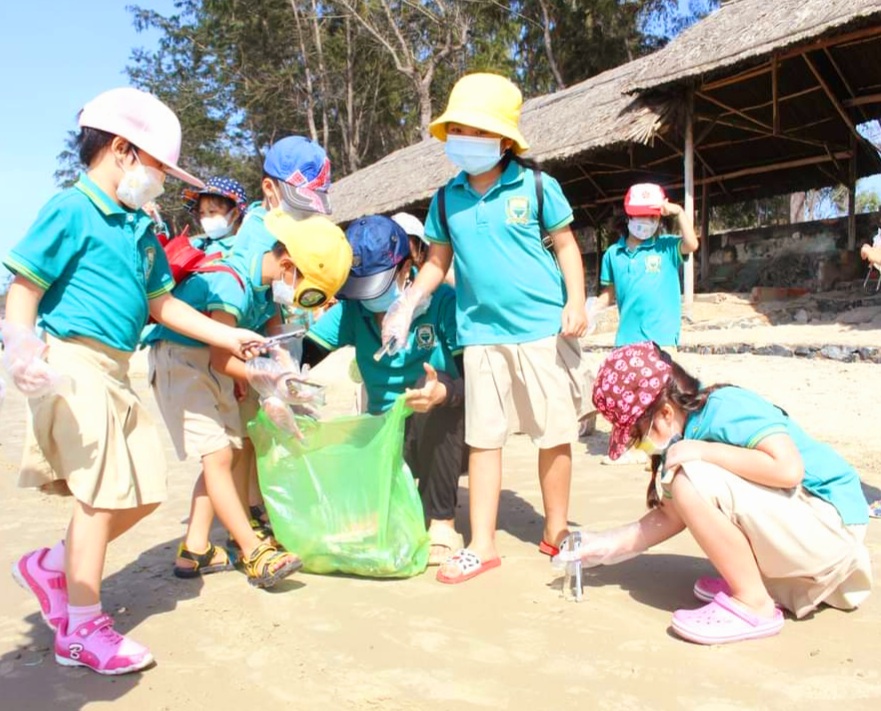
[248,396,429,577]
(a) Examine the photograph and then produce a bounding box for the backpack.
[156,225,244,289]
[436,167,553,251]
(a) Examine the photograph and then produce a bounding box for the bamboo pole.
[701,172,710,287]
[848,133,857,251]
[683,89,695,320]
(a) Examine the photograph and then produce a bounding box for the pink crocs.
[692,575,732,603]
[11,548,68,631]
[55,614,154,675]
[672,592,784,645]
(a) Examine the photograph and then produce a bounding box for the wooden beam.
[702,62,773,92]
[772,54,780,134]
[683,89,695,319]
[696,90,773,132]
[843,92,881,107]
[778,24,881,63]
[802,52,861,143]
[848,133,857,251]
[701,170,710,287]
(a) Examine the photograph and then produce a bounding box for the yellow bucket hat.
[264,211,353,308]
[429,73,529,154]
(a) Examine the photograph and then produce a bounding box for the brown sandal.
[242,542,302,589]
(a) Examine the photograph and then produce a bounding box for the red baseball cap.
[624,183,666,217]
[592,341,672,460]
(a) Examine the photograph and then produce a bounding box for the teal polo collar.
[74,174,128,217]
[614,234,659,255]
[450,159,525,193]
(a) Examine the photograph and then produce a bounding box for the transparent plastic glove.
[378,285,427,358]
[1,321,63,397]
[551,523,644,568]
[245,355,326,408]
[260,395,310,440]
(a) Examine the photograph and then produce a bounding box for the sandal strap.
[176,542,224,570]
[243,542,294,578]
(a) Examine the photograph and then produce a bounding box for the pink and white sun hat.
[78,87,203,187]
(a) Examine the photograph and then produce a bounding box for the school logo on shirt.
[506,197,530,225]
[415,324,436,350]
[644,254,662,274]
[144,246,156,280]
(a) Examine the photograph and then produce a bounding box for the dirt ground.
[2,293,881,711]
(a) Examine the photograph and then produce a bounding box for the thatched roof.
[330,55,668,224]
[627,0,881,93]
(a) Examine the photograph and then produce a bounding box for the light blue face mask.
[444,135,502,175]
[362,280,401,314]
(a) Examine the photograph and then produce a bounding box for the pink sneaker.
[11,548,68,631]
[55,614,154,675]
[693,575,732,603]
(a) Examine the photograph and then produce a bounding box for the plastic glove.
[259,395,318,440]
[1,322,63,397]
[246,354,326,410]
[379,285,427,357]
[551,523,644,568]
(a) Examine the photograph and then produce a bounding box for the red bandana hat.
[592,341,672,460]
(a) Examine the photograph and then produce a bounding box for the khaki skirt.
[19,335,167,509]
[675,460,872,618]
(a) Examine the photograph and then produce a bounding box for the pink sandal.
[436,549,501,585]
[692,575,732,602]
[672,592,784,645]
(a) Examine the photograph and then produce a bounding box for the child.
[593,183,699,348]
[183,175,249,253]
[3,87,264,675]
[556,341,872,644]
[303,215,466,565]
[381,72,589,583]
[146,211,352,586]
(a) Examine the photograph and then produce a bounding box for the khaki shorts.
[19,335,167,509]
[464,335,589,449]
[149,341,245,461]
[675,460,872,618]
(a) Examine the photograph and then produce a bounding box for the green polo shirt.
[306,285,461,415]
[684,387,868,526]
[600,234,683,347]
[423,161,574,346]
[3,174,174,352]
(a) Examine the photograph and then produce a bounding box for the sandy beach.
[2,294,881,711]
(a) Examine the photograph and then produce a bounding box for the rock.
[793,309,809,324]
[755,344,793,357]
[839,307,880,325]
[819,345,855,362]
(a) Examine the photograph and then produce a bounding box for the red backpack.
[157,225,244,289]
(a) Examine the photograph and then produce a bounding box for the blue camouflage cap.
[336,215,410,300]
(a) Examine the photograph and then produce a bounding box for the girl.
[4,87,263,675]
[381,73,589,584]
[557,341,872,644]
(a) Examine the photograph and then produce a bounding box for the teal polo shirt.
[190,233,237,255]
[600,234,683,347]
[231,203,276,257]
[684,387,868,526]
[306,285,461,415]
[3,174,174,352]
[424,161,574,346]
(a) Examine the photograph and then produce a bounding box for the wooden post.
[683,88,695,320]
[848,133,857,251]
[701,170,710,286]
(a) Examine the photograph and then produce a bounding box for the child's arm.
[596,284,615,308]
[207,311,249,381]
[861,244,881,264]
[663,433,804,489]
[149,293,263,358]
[3,276,42,329]
[662,200,699,255]
[410,242,453,298]
[552,227,588,337]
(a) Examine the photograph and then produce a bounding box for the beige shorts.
[463,335,589,449]
[149,341,245,461]
[675,460,872,618]
[19,335,167,509]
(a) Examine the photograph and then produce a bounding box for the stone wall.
[702,212,881,292]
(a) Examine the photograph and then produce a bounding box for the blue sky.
[0,0,177,265]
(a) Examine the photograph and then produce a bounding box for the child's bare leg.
[176,472,224,569]
[669,473,776,616]
[462,447,502,560]
[232,444,251,512]
[67,500,159,607]
[202,446,262,556]
[538,443,571,547]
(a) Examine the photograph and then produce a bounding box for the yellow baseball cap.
[264,211,353,308]
[429,73,529,154]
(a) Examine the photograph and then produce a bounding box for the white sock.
[42,540,66,572]
[67,602,102,632]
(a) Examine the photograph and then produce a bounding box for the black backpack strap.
[437,184,450,241]
[534,169,554,251]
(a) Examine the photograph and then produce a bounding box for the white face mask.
[117,152,165,210]
[200,211,235,241]
[444,135,502,176]
[635,417,678,456]
[272,268,296,306]
[627,217,660,241]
